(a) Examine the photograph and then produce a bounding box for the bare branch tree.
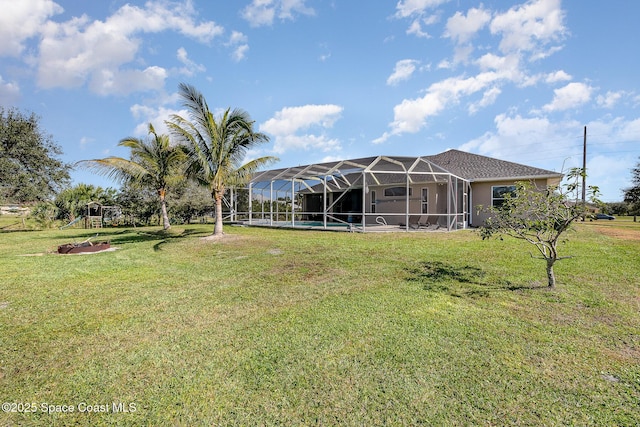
[479,170,601,287]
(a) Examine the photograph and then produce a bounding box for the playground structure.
[60,201,123,229]
[85,201,122,228]
[86,201,103,228]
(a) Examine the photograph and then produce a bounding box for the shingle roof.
[425,149,563,181]
[250,149,563,185]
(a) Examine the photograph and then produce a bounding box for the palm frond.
[230,156,279,187]
[170,83,275,201]
[76,157,148,183]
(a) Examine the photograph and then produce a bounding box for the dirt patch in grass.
[199,233,245,243]
[593,226,640,241]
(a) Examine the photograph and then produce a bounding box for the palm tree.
[168,83,277,236]
[77,124,185,230]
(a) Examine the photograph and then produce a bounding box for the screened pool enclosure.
[222,156,471,232]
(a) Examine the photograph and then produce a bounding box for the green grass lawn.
[1,220,639,425]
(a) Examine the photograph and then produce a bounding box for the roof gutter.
[470,174,564,183]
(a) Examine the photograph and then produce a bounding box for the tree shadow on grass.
[55,228,206,251]
[406,261,537,298]
[116,228,207,252]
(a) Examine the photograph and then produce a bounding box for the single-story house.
[230,149,563,231]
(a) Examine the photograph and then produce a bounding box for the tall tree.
[168,83,277,235]
[78,124,184,230]
[0,107,70,203]
[623,157,640,221]
[479,170,601,287]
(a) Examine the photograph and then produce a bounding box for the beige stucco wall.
[302,176,561,228]
[365,182,451,225]
[470,178,559,226]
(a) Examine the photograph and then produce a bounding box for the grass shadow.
[406,261,537,298]
[114,228,206,250]
[54,227,207,249]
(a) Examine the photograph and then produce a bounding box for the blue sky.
[1,0,639,202]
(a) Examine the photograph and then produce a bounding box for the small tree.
[30,202,58,229]
[479,173,600,287]
[623,157,640,221]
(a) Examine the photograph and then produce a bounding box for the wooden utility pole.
[582,126,587,205]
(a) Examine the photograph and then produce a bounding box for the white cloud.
[452,44,475,65]
[387,59,420,86]
[242,0,315,27]
[32,1,223,94]
[90,66,168,96]
[227,31,249,62]
[468,87,501,115]
[261,104,343,135]
[476,53,526,84]
[112,1,222,43]
[269,134,341,155]
[444,7,491,64]
[177,47,206,76]
[437,59,452,70]
[543,82,593,112]
[596,91,624,109]
[616,117,640,141]
[545,70,572,83]
[459,113,578,162]
[530,45,563,61]
[242,0,275,27]
[232,45,250,62]
[229,31,248,45]
[378,71,508,141]
[130,93,188,137]
[407,19,431,38]
[0,0,63,56]
[457,113,640,201]
[0,75,20,105]
[260,104,343,154]
[586,154,634,201]
[400,3,443,37]
[382,0,570,142]
[490,0,566,57]
[406,14,443,38]
[445,7,491,45]
[395,0,450,19]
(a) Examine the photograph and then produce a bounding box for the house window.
[492,185,516,207]
[384,186,412,197]
[421,188,428,214]
[370,190,376,213]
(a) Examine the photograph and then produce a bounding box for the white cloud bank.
[260,104,343,154]
[242,0,315,27]
[542,82,593,112]
[377,0,568,143]
[0,0,225,96]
